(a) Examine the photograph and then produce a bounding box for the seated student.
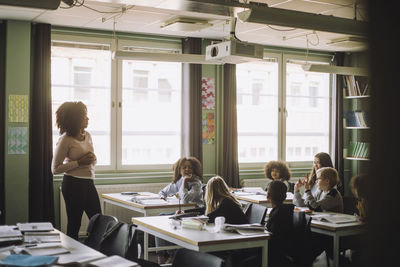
[227,181,295,267]
[264,160,294,193]
[350,174,368,222]
[266,180,295,266]
[342,174,369,266]
[158,156,203,206]
[295,167,343,261]
[301,152,335,198]
[293,167,343,213]
[156,157,203,264]
[204,176,248,224]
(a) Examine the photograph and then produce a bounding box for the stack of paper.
[87,255,139,267]
[19,243,69,256]
[24,230,61,244]
[17,222,54,232]
[311,214,359,224]
[131,195,161,204]
[0,225,23,246]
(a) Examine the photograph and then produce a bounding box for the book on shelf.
[344,111,369,127]
[348,141,370,158]
[343,75,369,96]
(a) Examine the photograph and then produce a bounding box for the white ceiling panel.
[1,0,367,52]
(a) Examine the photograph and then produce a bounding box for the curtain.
[219,64,239,188]
[333,52,345,195]
[181,38,203,164]
[29,23,54,223]
[0,21,6,224]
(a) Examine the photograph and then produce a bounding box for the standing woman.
[51,101,101,240]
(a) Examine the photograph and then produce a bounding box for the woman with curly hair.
[264,160,294,193]
[51,101,100,240]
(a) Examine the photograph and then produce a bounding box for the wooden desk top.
[132,216,271,247]
[102,193,197,210]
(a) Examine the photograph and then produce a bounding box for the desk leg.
[262,240,268,267]
[333,235,339,267]
[103,200,106,214]
[144,232,149,260]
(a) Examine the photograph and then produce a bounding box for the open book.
[312,214,358,224]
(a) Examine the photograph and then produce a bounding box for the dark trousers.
[62,175,101,240]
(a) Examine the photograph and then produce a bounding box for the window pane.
[286,62,330,161]
[51,45,112,166]
[121,61,181,165]
[236,61,279,163]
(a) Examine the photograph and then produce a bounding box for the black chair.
[100,222,160,267]
[343,196,358,215]
[245,203,268,224]
[84,213,118,251]
[288,211,313,267]
[172,248,224,267]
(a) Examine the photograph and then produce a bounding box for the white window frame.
[238,52,333,170]
[51,33,182,172]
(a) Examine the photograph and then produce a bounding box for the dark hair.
[172,157,202,183]
[56,101,87,137]
[264,160,291,181]
[309,152,334,186]
[267,180,287,204]
[350,174,368,200]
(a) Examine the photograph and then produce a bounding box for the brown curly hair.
[264,160,291,181]
[55,101,87,137]
[172,157,202,183]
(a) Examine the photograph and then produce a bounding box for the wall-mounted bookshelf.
[341,74,370,196]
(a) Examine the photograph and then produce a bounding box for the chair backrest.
[84,214,118,251]
[245,203,268,224]
[290,211,313,267]
[99,222,138,260]
[343,195,358,215]
[172,248,224,267]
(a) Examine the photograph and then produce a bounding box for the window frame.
[238,52,333,170]
[51,33,182,172]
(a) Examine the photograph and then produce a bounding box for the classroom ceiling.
[0,0,368,52]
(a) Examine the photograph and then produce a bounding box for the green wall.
[4,20,31,224]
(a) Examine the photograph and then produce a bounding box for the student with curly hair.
[51,101,100,240]
[264,160,294,193]
[158,156,203,206]
[156,157,203,264]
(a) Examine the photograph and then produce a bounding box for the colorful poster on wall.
[9,94,29,122]
[202,111,215,144]
[8,127,28,154]
[201,77,215,110]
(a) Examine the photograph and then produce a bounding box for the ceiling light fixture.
[161,17,212,32]
[302,64,368,76]
[113,51,223,65]
[238,6,367,36]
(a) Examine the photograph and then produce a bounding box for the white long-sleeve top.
[158,175,203,206]
[51,132,96,179]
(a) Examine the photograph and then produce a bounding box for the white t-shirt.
[51,132,96,179]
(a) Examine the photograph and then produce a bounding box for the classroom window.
[51,43,112,167]
[285,60,330,162]
[236,60,279,163]
[51,38,183,171]
[121,60,182,165]
[236,55,331,164]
